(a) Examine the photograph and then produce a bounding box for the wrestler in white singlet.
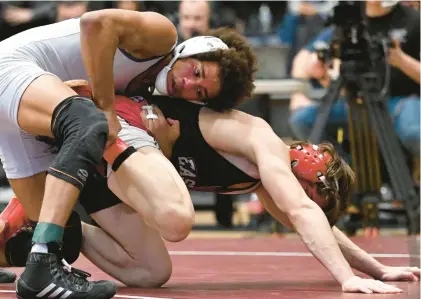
[0,18,175,179]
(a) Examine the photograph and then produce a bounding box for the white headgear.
[381,0,400,8]
[155,36,229,96]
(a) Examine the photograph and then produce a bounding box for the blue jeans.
[289,96,420,156]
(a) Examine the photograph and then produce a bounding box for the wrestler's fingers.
[167,118,180,133]
[167,118,178,126]
[151,105,165,120]
[64,80,89,88]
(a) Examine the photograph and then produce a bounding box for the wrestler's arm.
[255,186,400,280]
[198,108,355,285]
[80,10,177,110]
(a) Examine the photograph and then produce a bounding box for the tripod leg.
[309,77,344,143]
[347,96,381,235]
[362,85,419,234]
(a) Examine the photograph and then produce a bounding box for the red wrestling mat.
[0,235,419,299]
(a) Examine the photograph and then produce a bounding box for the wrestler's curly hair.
[192,27,258,112]
[290,141,355,226]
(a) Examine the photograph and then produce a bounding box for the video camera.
[314,1,391,73]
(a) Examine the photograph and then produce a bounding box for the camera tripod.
[308,61,420,235]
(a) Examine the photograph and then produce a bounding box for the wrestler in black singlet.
[79,97,261,215]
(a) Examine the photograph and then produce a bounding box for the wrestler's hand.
[342,276,402,294]
[141,105,180,158]
[104,109,122,148]
[377,266,420,282]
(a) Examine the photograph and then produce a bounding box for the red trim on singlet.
[115,96,149,131]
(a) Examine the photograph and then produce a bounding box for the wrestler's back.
[0,18,167,92]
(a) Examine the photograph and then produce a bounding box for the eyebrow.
[201,62,209,100]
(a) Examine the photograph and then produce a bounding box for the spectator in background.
[288,1,420,160]
[0,1,56,41]
[176,0,237,43]
[114,0,142,11]
[278,1,338,73]
[55,1,88,22]
[177,0,211,42]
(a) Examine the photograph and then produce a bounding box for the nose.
[183,78,198,89]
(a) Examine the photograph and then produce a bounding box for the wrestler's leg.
[108,147,194,242]
[10,75,115,297]
[0,174,44,267]
[17,75,82,228]
[8,172,46,222]
[82,203,172,288]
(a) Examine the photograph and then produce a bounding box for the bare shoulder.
[198,107,285,158]
[81,9,177,58]
[199,107,270,129]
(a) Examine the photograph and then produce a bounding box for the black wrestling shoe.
[0,268,16,283]
[16,242,116,299]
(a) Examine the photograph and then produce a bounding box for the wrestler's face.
[167,58,221,103]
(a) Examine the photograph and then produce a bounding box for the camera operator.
[288,1,420,160]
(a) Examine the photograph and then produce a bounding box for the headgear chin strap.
[155,36,229,96]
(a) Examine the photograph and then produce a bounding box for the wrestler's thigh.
[90,203,171,273]
[17,75,77,137]
[108,146,193,222]
[0,129,56,221]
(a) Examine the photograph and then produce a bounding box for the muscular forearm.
[80,16,118,111]
[333,226,385,278]
[255,157,354,284]
[257,187,384,280]
[397,53,420,84]
[289,205,355,284]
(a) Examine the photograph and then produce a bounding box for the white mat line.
[168,250,420,258]
[0,290,173,299]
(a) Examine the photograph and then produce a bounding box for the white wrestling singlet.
[0,18,175,179]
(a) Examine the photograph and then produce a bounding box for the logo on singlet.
[178,157,197,187]
[130,96,146,103]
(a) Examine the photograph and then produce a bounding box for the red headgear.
[289,143,339,195]
[289,143,341,226]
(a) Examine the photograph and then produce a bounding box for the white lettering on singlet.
[178,157,197,187]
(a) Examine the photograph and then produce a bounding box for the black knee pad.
[5,211,82,266]
[47,96,109,190]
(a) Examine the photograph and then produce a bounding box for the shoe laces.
[60,259,91,287]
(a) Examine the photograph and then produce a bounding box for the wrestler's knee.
[124,260,172,288]
[156,197,195,242]
[48,96,109,189]
[112,252,172,288]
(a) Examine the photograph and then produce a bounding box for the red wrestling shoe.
[0,197,30,249]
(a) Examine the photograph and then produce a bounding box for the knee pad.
[47,96,109,190]
[5,211,82,266]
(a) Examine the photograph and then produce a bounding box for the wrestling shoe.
[0,268,16,283]
[0,197,30,249]
[16,242,116,299]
